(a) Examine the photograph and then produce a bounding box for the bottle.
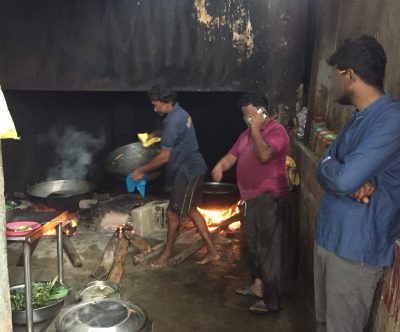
[309,116,327,149]
[316,133,337,156]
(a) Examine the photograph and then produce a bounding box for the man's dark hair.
[327,35,387,89]
[238,92,269,109]
[147,85,178,104]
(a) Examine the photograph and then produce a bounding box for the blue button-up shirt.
[317,95,400,267]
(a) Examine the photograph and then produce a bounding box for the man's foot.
[235,286,263,298]
[249,300,281,315]
[197,252,220,265]
[151,254,171,268]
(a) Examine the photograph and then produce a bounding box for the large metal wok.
[105,142,161,181]
[199,182,240,210]
[26,180,95,210]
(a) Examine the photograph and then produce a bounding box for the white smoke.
[38,125,105,180]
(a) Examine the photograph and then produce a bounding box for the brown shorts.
[169,174,204,217]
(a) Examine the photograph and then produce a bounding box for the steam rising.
[38,125,105,180]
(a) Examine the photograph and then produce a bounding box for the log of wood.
[132,226,197,265]
[16,238,41,267]
[168,214,241,266]
[62,234,82,267]
[107,237,129,284]
[124,231,152,255]
[91,233,119,279]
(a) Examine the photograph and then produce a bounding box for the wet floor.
[7,221,315,332]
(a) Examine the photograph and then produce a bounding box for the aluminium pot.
[55,299,152,332]
[75,281,120,302]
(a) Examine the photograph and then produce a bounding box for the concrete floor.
[7,220,315,332]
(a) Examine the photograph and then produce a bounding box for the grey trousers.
[243,192,282,310]
[314,245,384,332]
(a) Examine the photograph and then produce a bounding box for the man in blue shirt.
[131,85,219,267]
[315,35,400,332]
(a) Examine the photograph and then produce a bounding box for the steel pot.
[199,182,240,210]
[26,180,95,210]
[11,282,70,325]
[55,299,151,332]
[105,142,161,181]
[75,281,120,302]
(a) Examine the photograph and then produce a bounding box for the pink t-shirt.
[229,120,289,201]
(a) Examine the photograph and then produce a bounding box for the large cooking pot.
[199,182,240,210]
[105,142,161,181]
[55,299,152,332]
[26,180,95,210]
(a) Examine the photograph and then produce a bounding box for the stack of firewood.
[91,214,241,284]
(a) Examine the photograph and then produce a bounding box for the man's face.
[331,68,353,106]
[241,104,259,126]
[152,101,173,115]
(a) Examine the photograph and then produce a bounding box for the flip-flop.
[249,300,282,315]
[234,287,262,298]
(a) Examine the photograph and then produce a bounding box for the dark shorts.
[169,174,204,217]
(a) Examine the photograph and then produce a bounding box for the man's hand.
[131,168,145,181]
[351,182,375,203]
[250,112,268,132]
[212,165,223,182]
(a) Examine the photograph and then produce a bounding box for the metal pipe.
[23,241,33,332]
[56,224,64,284]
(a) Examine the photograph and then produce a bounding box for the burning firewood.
[123,231,152,255]
[62,234,82,267]
[107,237,130,284]
[168,213,241,267]
[91,233,119,279]
[132,226,198,265]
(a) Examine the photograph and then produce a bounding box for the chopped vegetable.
[10,279,69,311]
[16,225,32,232]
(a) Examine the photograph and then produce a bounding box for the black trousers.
[243,192,282,310]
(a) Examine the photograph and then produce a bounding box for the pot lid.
[56,299,148,332]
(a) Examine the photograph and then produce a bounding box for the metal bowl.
[11,282,70,325]
[76,281,120,302]
[105,142,161,181]
[55,299,149,332]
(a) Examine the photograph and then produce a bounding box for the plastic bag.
[0,87,19,139]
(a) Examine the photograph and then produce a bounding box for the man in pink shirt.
[212,92,289,314]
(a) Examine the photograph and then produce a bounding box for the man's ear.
[347,68,357,83]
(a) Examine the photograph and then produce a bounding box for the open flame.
[43,211,78,236]
[197,204,241,231]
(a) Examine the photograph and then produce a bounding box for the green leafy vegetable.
[10,279,69,311]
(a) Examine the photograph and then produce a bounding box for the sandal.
[249,300,281,315]
[234,286,262,298]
